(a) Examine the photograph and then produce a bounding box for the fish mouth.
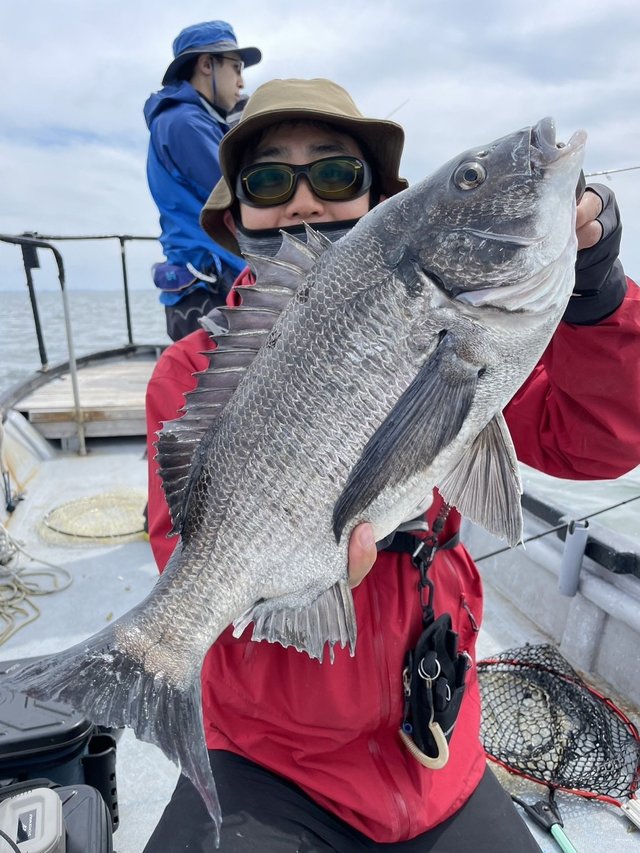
[530,117,586,167]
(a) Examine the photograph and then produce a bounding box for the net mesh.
[478,643,640,800]
[39,489,147,545]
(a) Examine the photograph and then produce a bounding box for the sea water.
[1,288,638,542]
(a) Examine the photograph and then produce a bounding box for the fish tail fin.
[6,626,221,843]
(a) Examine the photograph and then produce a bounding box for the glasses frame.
[235,156,372,208]
[214,54,245,75]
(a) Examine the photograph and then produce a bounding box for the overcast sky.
[1,0,639,291]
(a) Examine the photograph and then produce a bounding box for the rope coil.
[0,521,72,645]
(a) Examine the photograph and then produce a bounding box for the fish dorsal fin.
[438,412,523,546]
[304,222,333,252]
[231,579,356,662]
[241,230,324,292]
[277,226,326,268]
[332,333,479,542]
[155,227,331,535]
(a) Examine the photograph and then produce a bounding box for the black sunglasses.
[236,156,372,207]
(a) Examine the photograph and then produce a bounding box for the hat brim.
[201,107,407,255]
[162,44,262,85]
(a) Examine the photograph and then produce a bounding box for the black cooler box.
[0,658,119,834]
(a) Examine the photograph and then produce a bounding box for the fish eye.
[453,161,487,191]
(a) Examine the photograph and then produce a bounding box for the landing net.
[478,643,640,806]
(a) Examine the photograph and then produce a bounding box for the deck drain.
[40,489,147,545]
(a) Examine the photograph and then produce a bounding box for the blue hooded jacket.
[144,81,245,300]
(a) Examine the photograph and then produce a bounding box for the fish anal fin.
[438,412,523,545]
[232,580,356,663]
[333,334,479,541]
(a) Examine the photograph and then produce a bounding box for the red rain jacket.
[146,272,640,842]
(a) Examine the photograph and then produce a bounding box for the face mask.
[235,219,359,261]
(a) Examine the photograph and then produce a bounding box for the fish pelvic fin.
[232,579,356,663]
[438,412,523,546]
[333,333,479,542]
[5,625,222,844]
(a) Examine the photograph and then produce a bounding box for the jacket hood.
[144,81,206,128]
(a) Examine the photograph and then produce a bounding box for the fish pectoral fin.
[438,412,523,546]
[232,580,356,663]
[333,333,479,541]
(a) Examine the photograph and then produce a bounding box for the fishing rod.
[585,165,640,178]
[385,99,410,120]
[474,492,640,563]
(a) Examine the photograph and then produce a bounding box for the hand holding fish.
[566,182,625,324]
[347,523,377,588]
[576,188,604,249]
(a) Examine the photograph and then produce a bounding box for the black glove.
[563,184,627,325]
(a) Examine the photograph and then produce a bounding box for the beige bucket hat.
[200,78,408,254]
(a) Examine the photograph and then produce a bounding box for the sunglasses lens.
[243,166,294,205]
[238,157,369,207]
[310,158,362,199]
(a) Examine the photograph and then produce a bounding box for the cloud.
[1,0,639,289]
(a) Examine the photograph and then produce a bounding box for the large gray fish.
[8,117,585,843]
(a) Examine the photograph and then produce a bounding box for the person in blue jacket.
[144,21,262,340]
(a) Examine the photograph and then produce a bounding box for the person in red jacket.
[144,79,640,852]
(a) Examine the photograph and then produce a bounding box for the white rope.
[0,521,72,645]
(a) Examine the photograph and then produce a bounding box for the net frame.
[39,489,147,544]
[478,643,640,809]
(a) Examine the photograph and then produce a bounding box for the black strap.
[382,530,459,555]
[383,529,459,626]
[380,505,456,628]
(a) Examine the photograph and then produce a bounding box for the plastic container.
[0,658,94,788]
[0,781,113,853]
[0,658,119,831]
[0,786,65,853]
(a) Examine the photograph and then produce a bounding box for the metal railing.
[6,232,159,361]
[0,232,161,455]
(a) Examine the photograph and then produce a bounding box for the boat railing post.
[0,233,87,455]
[118,236,134,345]
[48,242,87,456]
[20,233,49,371]
[558,520,589,596]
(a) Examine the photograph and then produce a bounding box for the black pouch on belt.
[400,613,469,768]
[383,517,470,769]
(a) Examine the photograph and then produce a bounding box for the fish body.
[8,118,585,843]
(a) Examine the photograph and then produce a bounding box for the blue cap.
[162,20,261,85]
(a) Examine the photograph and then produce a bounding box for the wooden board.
[15,358,157,439]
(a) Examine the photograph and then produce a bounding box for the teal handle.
[550,823,579,853]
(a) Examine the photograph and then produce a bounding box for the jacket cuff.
[562,260,627,324]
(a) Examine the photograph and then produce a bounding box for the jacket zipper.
[368,571,412,837]
[440,552,480,638]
